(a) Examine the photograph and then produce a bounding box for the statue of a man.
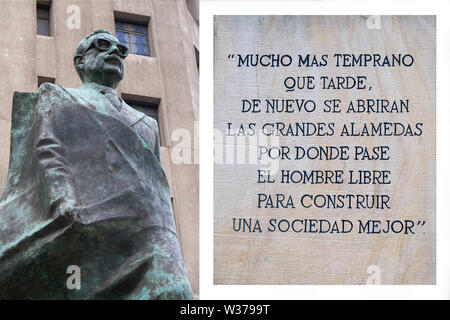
[0,30,193,300]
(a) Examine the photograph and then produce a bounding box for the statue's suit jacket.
[0,83,193,299]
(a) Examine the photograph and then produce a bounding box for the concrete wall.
[0,0,198,297]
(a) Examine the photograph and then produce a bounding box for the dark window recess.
[125,99,161,144]
[38,76,55,88]
[115,20,150,56]
[194,46,199,71]
[126,100,159,122]
[37,5,50,36]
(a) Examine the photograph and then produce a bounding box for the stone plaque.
[214,15,435,285]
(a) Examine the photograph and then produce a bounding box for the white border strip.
[200,0,449,300]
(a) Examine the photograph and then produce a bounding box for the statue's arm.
[33,84,80,222]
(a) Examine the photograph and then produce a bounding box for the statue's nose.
[107,44,121,56]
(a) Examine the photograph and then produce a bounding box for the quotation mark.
[227,54,235,59]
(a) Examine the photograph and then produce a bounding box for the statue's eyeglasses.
[81,38,129,58]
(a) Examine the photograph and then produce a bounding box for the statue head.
[74,29,129,89]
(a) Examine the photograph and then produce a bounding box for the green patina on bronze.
[0,30,193,299]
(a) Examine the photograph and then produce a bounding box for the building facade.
[0,0,199,297]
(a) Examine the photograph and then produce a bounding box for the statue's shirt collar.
[80,82,122,112]
[80,82,117,96]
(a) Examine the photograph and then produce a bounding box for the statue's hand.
[52,199,82,225]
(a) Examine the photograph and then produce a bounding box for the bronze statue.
[0,30,193,299]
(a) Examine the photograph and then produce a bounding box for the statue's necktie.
[100,87,122,112]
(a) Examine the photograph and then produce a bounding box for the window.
[38,76,55,88]
[126,100,159,122]
[115,20,150,56]
[37,4,50,36]
[124,99,161,144]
